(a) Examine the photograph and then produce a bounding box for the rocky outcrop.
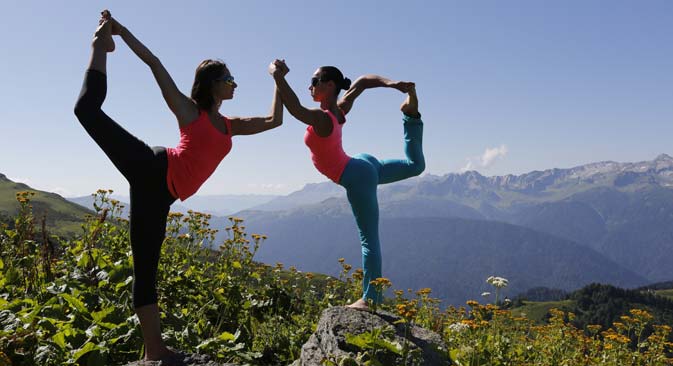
[123,352,240,366]
[121,307,448,366]
[290,306,449,366]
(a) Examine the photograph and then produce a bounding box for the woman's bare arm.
[109,17,198,126]
[269,60,332,136]
[229,85,283,136]
[338,75,414,115]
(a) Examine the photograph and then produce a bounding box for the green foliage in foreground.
[0,190,357,365]
[1,190,673,365]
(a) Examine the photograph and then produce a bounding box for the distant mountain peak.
[655,153,672,161]
[436,154,673,197]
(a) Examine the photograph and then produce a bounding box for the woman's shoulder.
[180,109,207,129]
[323,108,346,125]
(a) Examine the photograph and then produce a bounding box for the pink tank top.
[304,110,351,183]
[166,111,233,200]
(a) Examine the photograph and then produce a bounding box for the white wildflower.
[448,322,470,333]
[486,276,509,288]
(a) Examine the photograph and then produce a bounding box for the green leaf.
[91,306,115,324]
[72,341,97,361]
[345,331,402,355]
[86,324,101,338]
[115,276,133,291]
[345,333,371,349]
[52,331,67,349]
[60,293,89,315]
[372,338,402,355]
[213,290,227,304]
[21,302,44,325]
[449,349,465,365]
[76,253,91,268]
[232,261,242,269]
[5,268,20,285]
[4,230,16,240]
[217,331,236,341]
[364,359,384,366]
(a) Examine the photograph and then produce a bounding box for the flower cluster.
[486,276,509,288]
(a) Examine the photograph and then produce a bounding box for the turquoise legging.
[338,113,424,304]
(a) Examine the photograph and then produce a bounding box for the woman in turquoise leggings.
[270,60,424,309]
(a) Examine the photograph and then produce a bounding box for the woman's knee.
[73,98,101,123]
[409,158,425,177]
[73,99,89,120]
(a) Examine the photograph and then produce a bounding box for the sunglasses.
[311,77,327,87]
[215,75,235,86]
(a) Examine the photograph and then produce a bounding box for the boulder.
[290,306,449,366]
[123,352,241,366]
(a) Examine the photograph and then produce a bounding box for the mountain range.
[68,193,279,218]
[221,154,673,304]
[4,153,672,306]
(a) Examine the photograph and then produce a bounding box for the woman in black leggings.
[74,11,283,363]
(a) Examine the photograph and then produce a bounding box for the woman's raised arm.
[229,85,283,136]
[338,75,414,115]
[107,14,198,126]
[269,60,332,136]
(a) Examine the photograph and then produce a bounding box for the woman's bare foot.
[144,348,184,363]
[401,86,420,118]
[346,298,370,310]
[93,19,115,52]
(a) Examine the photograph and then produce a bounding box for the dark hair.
[318,66,351,96]
[191,59,228,110]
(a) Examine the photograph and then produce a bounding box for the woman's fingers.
[271,59,289,75]
[396,81,415,93]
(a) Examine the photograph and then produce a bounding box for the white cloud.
[461,144,508,172]
[481,145,508,168]
[246,183,288,192]
[7,176,74,197]
[48,187,75,197]
[460,161,474,172]
[7,176,33,186]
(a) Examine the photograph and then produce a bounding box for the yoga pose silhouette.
[270,59,424,310]
[74,10,283,363]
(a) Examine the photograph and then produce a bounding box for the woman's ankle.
[93,21,115,52]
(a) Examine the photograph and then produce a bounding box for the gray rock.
[123,352,242,366]
[291,306,449,366]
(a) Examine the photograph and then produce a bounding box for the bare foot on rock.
[346,298,370,311]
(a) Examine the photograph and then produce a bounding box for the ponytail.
[319,66,350,95]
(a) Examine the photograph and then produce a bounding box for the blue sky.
[1,1,672,197]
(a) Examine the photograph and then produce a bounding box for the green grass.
[0,175,92,237]
[655,289,673,300]
[511,300,575,323]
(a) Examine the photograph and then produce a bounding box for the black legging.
[74,69,176,308]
